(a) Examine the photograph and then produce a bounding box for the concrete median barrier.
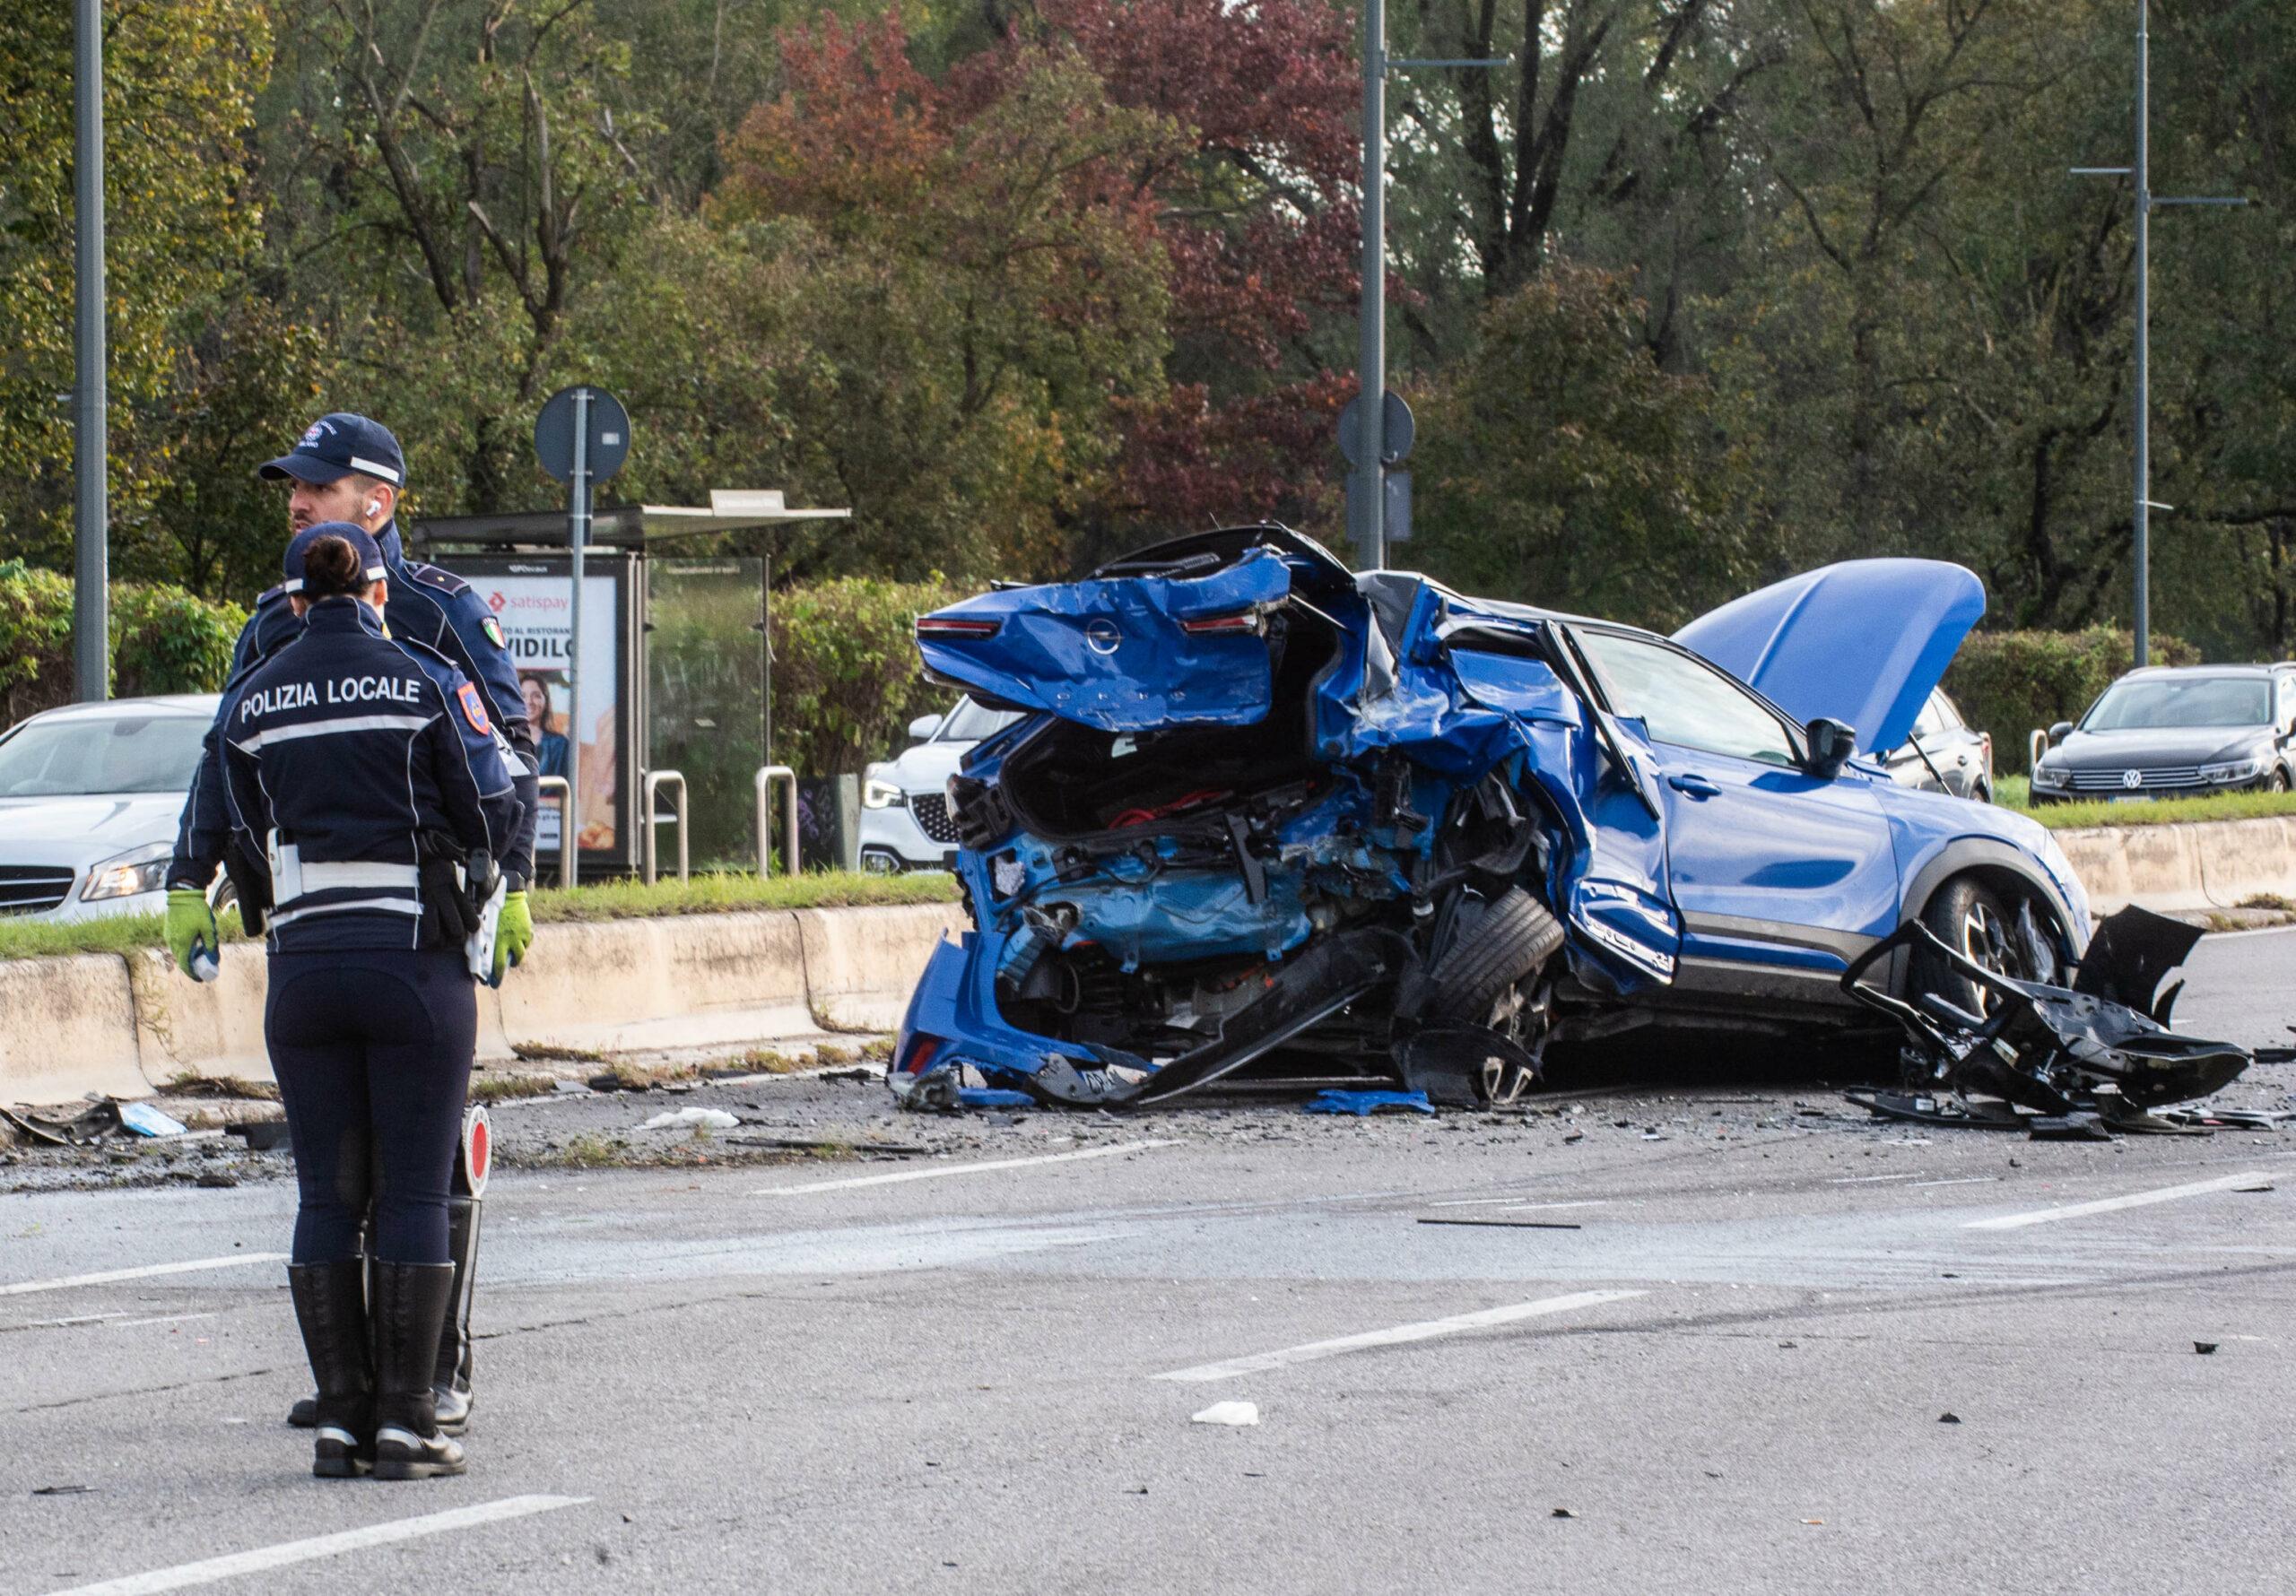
[2055,816,2296,915]
[493,911,815,1055]
[795,902,966,1032]
[126,945,274,1085]
[0,953,149,1105]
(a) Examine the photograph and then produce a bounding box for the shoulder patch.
[481,616,506,651]
[457,681,493,735]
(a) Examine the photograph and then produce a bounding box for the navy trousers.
[265,949,475,1265]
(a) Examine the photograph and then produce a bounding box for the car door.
[1571,628,1902,999]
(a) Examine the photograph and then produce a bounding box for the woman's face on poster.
[521,677,548,724]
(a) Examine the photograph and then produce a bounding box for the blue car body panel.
[892,533,2086,1107]
[1673,559,1986,756]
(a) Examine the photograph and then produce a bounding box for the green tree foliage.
[766,575,967,776]
[1411,265,1751,624]
[0,0,275,578]
[1945,627,2200,774]
[0,560,245,721]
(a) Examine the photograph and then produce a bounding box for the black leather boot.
[286,1260,371,1478]
[370,1262,466,1479]
[431,1194,482,1435]
[288,1217,370,1428]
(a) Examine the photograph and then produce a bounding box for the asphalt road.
[4,927,2293,1594]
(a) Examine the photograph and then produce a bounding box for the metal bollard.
[755,765,799,875]
[642,769,689,886]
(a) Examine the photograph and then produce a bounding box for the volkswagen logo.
[2122,768,2143,790]
[1084,619,1122,656]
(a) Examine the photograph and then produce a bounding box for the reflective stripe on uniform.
[294,862,422,893]
[267,896,423,929]
[230,713,434,754]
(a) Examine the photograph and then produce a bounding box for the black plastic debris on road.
[1841,906,2275,1141]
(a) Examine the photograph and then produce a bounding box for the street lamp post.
[1351,7,1505,571]
[2073,0,2246,672]
[73,0,108,702]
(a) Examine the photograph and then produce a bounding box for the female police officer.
[215,524,523,1479]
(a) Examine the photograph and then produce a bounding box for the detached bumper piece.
[1841,906,2258,1138]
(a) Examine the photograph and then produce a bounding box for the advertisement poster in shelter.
[467,569,622,856]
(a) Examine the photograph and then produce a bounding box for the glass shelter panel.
[648,558,767,869]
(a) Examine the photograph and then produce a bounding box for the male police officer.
[165,413,541,1434]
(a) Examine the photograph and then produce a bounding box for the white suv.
[858,698,1022,873]
[0,695,220,922]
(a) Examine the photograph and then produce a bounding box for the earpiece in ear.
[364,501,380,518]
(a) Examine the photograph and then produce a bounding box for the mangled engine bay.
[896,528,1754,1110]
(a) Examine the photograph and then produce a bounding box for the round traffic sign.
[1336,389,1414,467]
[534,386,631,485]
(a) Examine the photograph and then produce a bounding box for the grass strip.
[0,870,955,962]
[1997,778,2296,830]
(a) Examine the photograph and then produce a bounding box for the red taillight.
[917,616,1000,639]
[1179,612,1258,636]
[900,1036,942,1076]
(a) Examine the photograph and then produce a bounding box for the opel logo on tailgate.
[2123,769,2143,790]
[1084,619,1122,656]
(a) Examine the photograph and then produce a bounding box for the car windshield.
[0,714,208,796]
[2086,677,2269,732]
[936,698,1022,743]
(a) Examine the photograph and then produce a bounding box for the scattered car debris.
[1842,906,2269,1139]
[118,1103,187,1139]
[2195,1342,2219,1356]
[1938,1412,1961,1424]
[639,1108,740,1131]
[30,1485,91,1496]
[1190,1401,1258,1427]
[1550,1508,1576,1520]
[225,1121,291,1151]
[1303,1089,1434,1117]
[4,1102,122,1146]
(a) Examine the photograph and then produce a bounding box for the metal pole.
[72,0,108,703]
[1354,0,1387,571]
[563,387,590,882]
[2131,0,2151,672]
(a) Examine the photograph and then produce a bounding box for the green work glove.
[165,889,220,982]
[492,890,533,984]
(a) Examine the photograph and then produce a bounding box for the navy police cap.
[257,412,405,489]
[282,522,388,594]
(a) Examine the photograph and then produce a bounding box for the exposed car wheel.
[2272,769,2291,794]
[1427,889,1564,1104]
[1973,782,1993,805]
[1912,875,2064,1020]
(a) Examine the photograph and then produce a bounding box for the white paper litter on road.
[1191,1401,1259,1427]
[642,1108,741,1131]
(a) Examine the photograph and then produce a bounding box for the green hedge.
[1944,627,2199,776]
[769,576,967,777]
[0,561,247,723]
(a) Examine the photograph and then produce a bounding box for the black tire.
[1912,875,2063,1019]
[1427,888,1564,1025]
[2271,768,2291,794]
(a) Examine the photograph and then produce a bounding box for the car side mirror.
[1805,717,1857,780]
[2048,721,2074,743]
[908,714,944,744]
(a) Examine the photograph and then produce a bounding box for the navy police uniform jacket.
[217,597,523,953]
[170,521,541,892]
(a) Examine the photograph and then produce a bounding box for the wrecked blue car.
[891,526,2092,1109]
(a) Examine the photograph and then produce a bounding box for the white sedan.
[0,694,220,922]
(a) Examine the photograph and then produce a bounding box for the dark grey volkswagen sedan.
[2030,663,2296,802]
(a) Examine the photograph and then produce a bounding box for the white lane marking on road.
[753,1140,1179,1195]
[1828,1172,1926,1184]
[1424,1197,1606,1211]
[1966,1171,2274,1231]
[0,1253,289,1298]
[1152,1288,1648,1383]
[1913,1176,1997,1190]
[48,1495,587,1595]
[113,1313,218,1329]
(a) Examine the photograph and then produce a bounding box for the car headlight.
[863,777,908,810]
[82,841,173,901]
[2031,762,2066,788]
[2198,757,2265,784]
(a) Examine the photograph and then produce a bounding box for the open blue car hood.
[1673,559,1984,756]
